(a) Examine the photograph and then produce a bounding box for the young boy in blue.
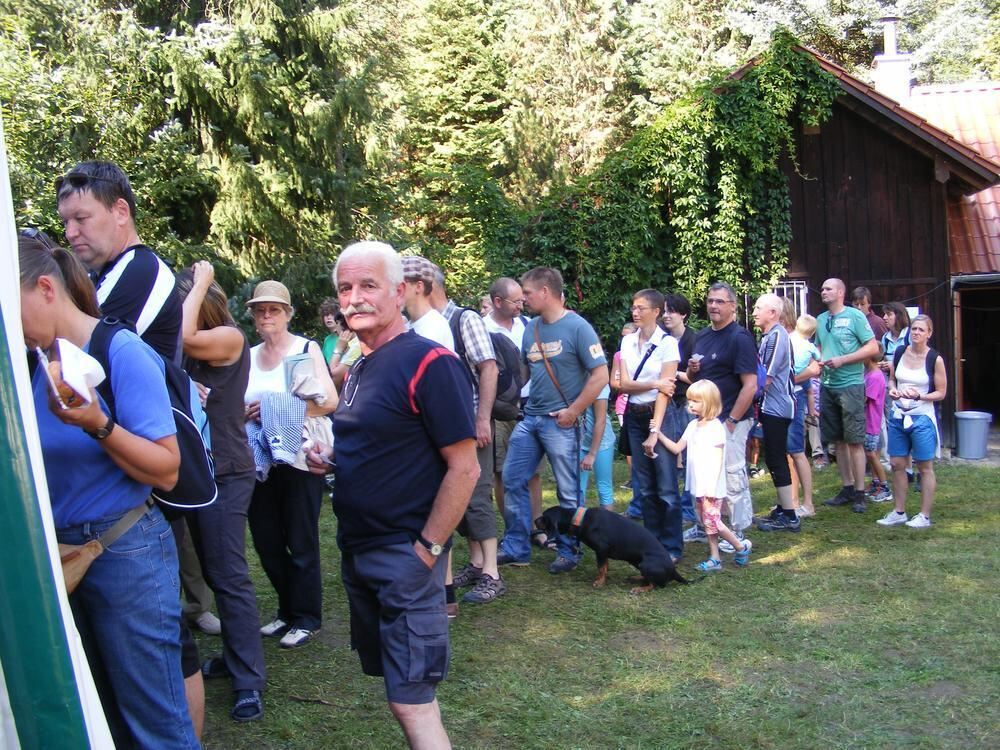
[579,384,615,506]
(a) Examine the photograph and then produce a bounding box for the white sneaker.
[279,628,316,649]
[905,513,932,529]
[192,611,222,635]
[719,531,744,554]
[260,617,288,637]
[876,510,908,527]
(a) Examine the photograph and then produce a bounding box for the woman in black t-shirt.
[177,262,266,723]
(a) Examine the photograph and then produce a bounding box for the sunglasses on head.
[19,227,56,248]
[54,171,117,193]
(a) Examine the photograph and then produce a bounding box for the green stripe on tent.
[0,307,90,748]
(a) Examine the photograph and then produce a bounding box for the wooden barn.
[753,40,1000,446]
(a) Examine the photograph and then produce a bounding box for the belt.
[626,402,655,415]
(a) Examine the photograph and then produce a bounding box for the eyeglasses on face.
[630,305,652,313]
[501,297,525,306]
[706,297,733,306]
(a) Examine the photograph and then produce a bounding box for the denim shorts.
[888,415,938,462]
[864,432,880,452]
[341,542,449,704]
[786,390,807,454]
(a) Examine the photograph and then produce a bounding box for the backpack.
[448,307,528,421]
[90,317,218,509]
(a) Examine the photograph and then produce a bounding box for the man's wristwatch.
[726,416,739,425]
[417,534,444,557]
[86,415,116,440]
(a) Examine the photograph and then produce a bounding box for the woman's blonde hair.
[687,378,722,421]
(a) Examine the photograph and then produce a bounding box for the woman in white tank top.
[877,315,947,529]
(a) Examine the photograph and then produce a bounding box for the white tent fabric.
[0,116,113,749]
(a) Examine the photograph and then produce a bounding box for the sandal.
[231,689,263,722]
[530,529,557,551]
[201,656,231,680]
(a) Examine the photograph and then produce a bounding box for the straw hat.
[246,280,292,308]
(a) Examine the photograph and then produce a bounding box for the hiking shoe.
[696,558,722,572]
[824,487,854,507]
[548,556,578,575]
[719,530,745,554]
[446,602,459,619]
[279,628,316,649]
[260,617,289,637]
[683,525,708,543]
[733,538,753,566]
[619,480,633,489]
[191,611,222,635]
[851,491,868,513]
[231,689,263,723]
[748,465,762,478]
[905,512,932,529]
[462,574,506,603]
[497,551,530,567]
[452,563,483,588]
[870,484,893,503]
[876,510,908,527]
[796,505,816,518]
[755,513,801,532]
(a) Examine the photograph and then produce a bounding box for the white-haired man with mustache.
[306,241,479,749]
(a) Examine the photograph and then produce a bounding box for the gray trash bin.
[954,411,993,460]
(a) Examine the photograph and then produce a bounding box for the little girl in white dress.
[651,379,752,571]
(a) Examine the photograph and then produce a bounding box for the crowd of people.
[19,159,948,749]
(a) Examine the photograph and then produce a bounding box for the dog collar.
[570,506,587,532]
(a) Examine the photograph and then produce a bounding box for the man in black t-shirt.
[56,160,182,362]
[308,240,478,748]
[688,282,759,540]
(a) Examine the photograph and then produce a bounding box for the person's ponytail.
[19,235,101,318]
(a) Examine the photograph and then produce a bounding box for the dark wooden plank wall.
[782,100,957,444]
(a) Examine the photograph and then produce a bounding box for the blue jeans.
[580,442,614,505]
[668,401,698,523]
[501,414,583,562]
[58,504,199,749]
[626,406,683,559]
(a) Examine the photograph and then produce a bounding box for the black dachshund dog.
[536,506,688,593]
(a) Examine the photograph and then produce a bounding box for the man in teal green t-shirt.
[815,278,879,512]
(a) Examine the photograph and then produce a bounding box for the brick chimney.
[872,16,912,103]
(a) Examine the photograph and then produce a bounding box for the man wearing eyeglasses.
[307,241,478,749]
[816,278,879,513]
[56,160,182,363]
[686,282,759,543]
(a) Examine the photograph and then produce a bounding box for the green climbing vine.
[483,28,841,343]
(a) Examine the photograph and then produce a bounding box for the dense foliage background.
[2,0,997,341]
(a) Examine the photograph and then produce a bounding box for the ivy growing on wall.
[483,28,841,343]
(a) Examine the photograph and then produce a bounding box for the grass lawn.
[198,458,999,749]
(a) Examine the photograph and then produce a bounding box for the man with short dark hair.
[687,282,759,541]
[818,279,880,512]
[498,267,608,574]
[309,241,478,748]
[56,159,222,732]
[851,286,889,341]
[56,160,182,361]
[662,293,699,530]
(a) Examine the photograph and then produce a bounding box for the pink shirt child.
[864,367,886,435]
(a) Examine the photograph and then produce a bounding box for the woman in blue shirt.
[20,235,198,749]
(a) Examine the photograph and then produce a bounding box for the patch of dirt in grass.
[920,680,965,700]
[606,628,687,657]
